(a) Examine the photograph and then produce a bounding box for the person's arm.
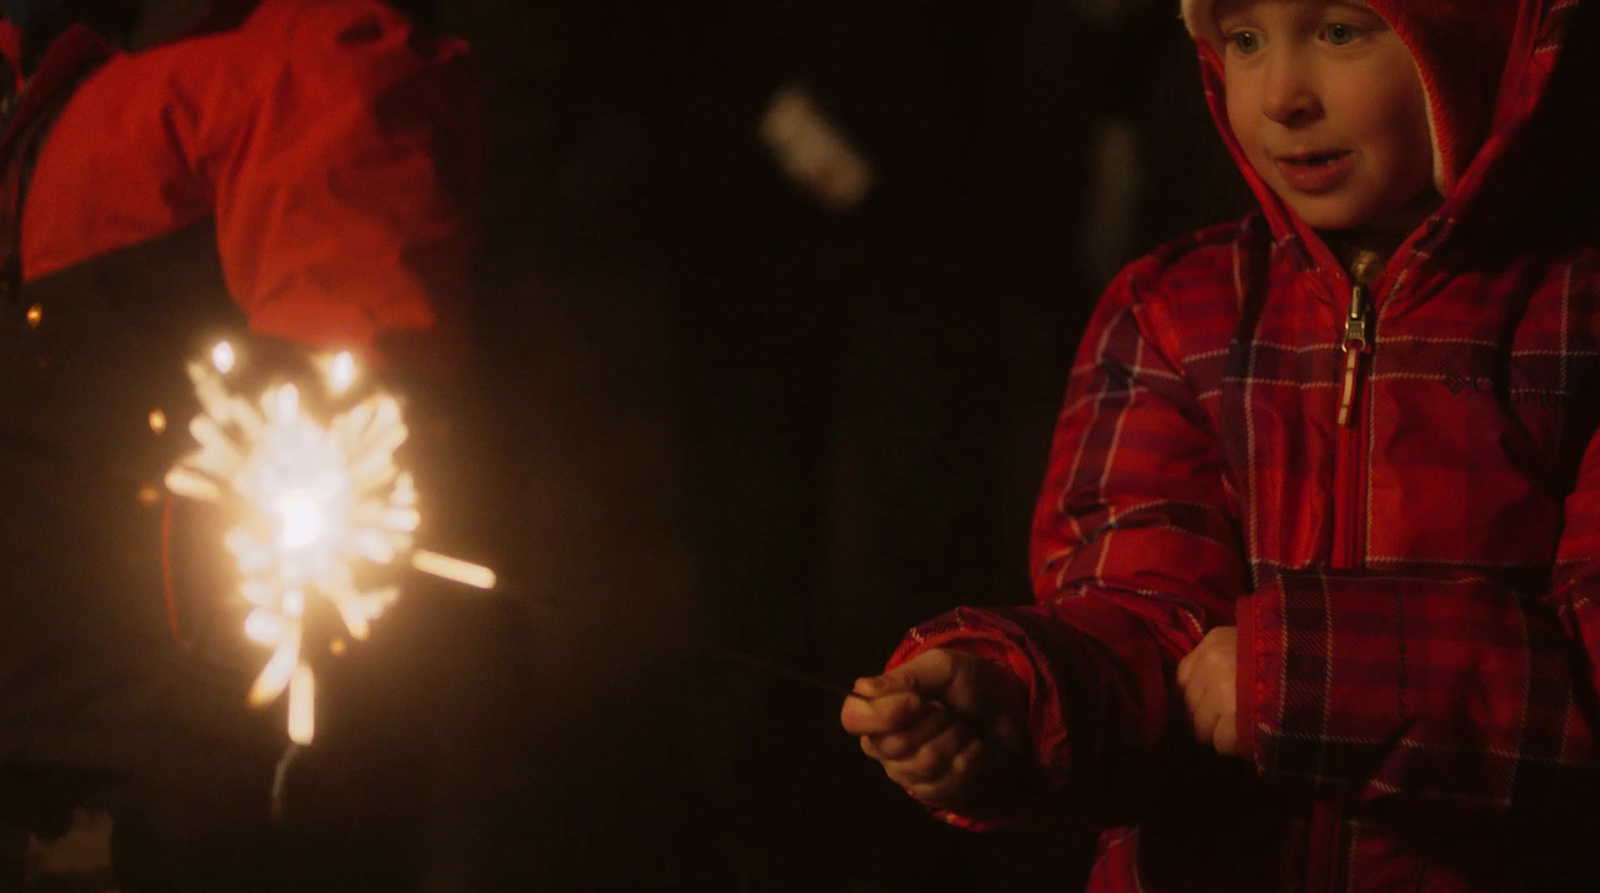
[870,250,1249,830]
[20,0,475,372]
[202,0,477,373]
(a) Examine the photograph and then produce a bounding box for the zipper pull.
[1337,282,1371,427]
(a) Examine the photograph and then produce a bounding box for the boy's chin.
[1295,192,1442,238]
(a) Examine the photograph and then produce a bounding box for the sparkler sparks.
[164,342,495,744]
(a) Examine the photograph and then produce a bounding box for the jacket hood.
[1179,0,1576,258]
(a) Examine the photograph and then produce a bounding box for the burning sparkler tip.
[170,339,484,747]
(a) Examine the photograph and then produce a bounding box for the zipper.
[1304,272,1379,893]
[1333,259,1378,572]
[1336,281,1372,427]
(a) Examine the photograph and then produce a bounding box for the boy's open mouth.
[1279,150,1351,167]
[1272,150,1355,194]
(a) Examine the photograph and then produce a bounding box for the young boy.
[842,1,1600,890]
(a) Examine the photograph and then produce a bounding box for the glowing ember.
[325,350,358,395]
[411,549,496,590]
[288,663,316,745]
[212,340,236,374]
[165,344,494,744]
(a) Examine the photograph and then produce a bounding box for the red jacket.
[888,2,1600,890]
[14,0,473,362]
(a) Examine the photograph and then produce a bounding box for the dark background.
[343,0,1251,890]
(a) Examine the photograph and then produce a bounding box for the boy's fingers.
[1207,683,1238,755]
[1187,686,1219,744]
[840,695,875,734]
[840,691,927,735]
[942,653,1013,717]
[852,674,896,698]
[891,649,959,699]
[1213,715,1239,756]
[860,708,954,765]
[951,736,985,778]
[1182,677,1207,725]
[851,646,998,716]
[1190,705,1210,745]
[1185,681,1239,755]
[882,723,970,786]
[842,652,954,735]
[859,651,954,699]
[865,712,960,769]
[1175,649,1195,690]
[902,737,986,804]
[870,702,952,760]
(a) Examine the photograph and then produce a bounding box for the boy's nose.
[1262,59,1322,126]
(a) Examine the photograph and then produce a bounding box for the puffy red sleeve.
[886,260,1248,829]
[23,0,477,368]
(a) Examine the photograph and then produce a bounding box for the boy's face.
[1216,0,1437,233]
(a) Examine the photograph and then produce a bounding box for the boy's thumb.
[857,672,906,697]
[894,648,963,697]
[853,675,884,697]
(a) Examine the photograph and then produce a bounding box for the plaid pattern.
[887,2,1600,888]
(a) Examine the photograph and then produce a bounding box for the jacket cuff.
[890,609,1069,769]
[886,609,1077,829]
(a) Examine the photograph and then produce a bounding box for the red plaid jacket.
[888,2,1600,890]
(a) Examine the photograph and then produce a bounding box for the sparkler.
[712,646,874,702]
[164,341,496,745]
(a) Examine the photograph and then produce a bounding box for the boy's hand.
[1176,626,1239,756]
[840,648,1031,806]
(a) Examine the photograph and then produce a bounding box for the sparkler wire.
[710,646,873,702]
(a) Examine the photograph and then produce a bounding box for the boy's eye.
[1228,30,1261,54]
[1322,23,1362,45]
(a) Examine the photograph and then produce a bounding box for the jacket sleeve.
[202,0,478,371]
[20,1,475,373]
[887,260,1249,829]
[1237,474,1600,810]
